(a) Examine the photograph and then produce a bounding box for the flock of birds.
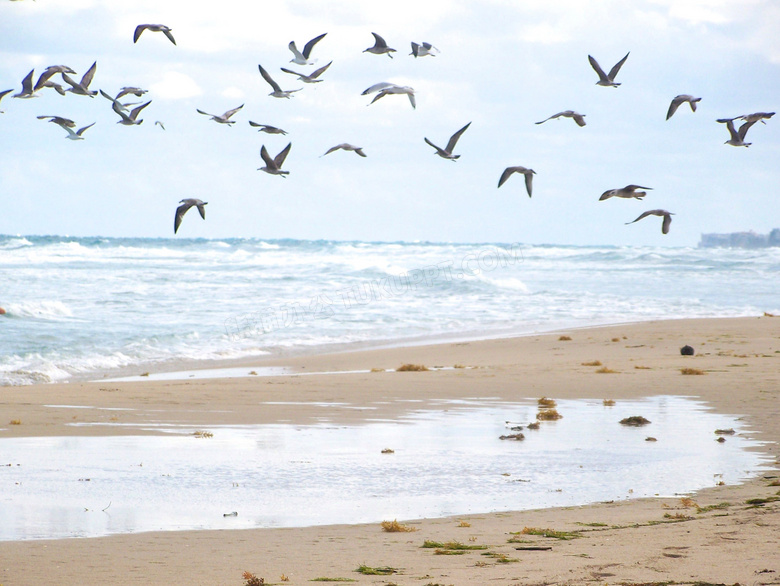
[1,19,776,236]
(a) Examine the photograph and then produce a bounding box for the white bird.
[498,166,536,197]
[33,65,76,91]
[0,89,12,112]
[410,42,439,57]
[363,32,396,58]
[362,82,416,109]
[717,117,756,147]
[113,100,151,125]
[287,33,327,65]
[666,95,701,120]
[62,62,97,97]
[37,115,76,128]
[321,143,366,157]
[12,69,38,99]
[249,122,288,135]
[280,61,332,83]
[196,104,243,125]
[599,185,652,201]
[424,122,471,160]
[134,24,176,45]
[62,122,95,141]
[258,65,301,98]
[258,143,292,177]
[588,52,629,87]
[174,199,207,234]
[535,110,586,127]
[626,209,674,234]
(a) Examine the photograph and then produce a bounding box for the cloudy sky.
[1,0,778,246]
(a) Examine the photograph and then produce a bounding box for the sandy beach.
[1,316,779,585]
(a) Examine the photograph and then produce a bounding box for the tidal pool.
[0,396,771,541]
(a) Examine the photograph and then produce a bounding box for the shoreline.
[1,316,779,585]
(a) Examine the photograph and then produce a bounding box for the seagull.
[134,24,176,45]
[38,80,67,95]
[0,89,12,112]
[535,110,586,127]
[12,69,38,99]
[737,112,775,125]
[424,122,471,160]
[362,82,416,109]
[197,104,243,125]
[113,100,151,125]
[588,52,629,87]
[116,86,148,99]
[288,33,327,65]
[363,32,396,58]
[321,143,366,157]
[62,122,95,141]
[666,95,701,120]
[717,117,756,147]
[37,115,76,128]
[33,65,76,91]
[155,120,165,130]
[410,42,439,57]
[498,166,536,197]
[258,65,301,98]
[626,209,674,234]
[248,122,288,135]
[174,199,207,234]
[258,143,292,177]
[280,61,332,83]
[599,185,652,201]
[62,62,97,97]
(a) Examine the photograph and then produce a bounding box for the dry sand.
[1,316,779,585]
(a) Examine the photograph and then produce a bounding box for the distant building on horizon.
[699,228,780,248]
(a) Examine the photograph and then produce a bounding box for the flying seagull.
[599,185,652,201]
[626,209,674,234]
[197,104,244,125]
[34,65,76,91]
[535,110,586,127]
[288,33,327,65]
[737,112,774,124]
[99,89,133,112]
[174,199,207,234]
[321,143,366,157]
[62,62,97,97]
[155,121,165,130]
[280,61,332,83]
[0,89,12,112]
[666,94,701,120]
[37,115,76,128]
[258,64,301,98]
[258,143,292,177]
[717,117,756,147]
[12,69,38,99]
[134,24,176,45]
[410,42,439,57]
[113,100,151,125]
[364,32,396,58]
[588,52,630,87]
[498,166,536,197]
[116,86,148,99]
[424,122,471,160]
[362,82,416,109]
[249,122,288,135]
[62,122,95,141]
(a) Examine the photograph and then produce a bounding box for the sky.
[1,0,779,246]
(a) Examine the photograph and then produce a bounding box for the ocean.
[2,235,779,386]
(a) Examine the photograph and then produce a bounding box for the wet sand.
[1,316,779,585]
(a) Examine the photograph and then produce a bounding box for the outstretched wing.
[370,32,388,49]
[133,25,148,43]
[607,52,630,81]
[162,29,176,45]
[524,172,534,197]
[738,119,757,141]
[274,142,292,167]
[260,145,275,167]
[661,213,672,234]
[223,104,244,120]
[666,96,684,120]
[258,65,281,92]
[80,62,97,89]
[587,55,608,82]
[445,122,471,153]
[302,33,327,58]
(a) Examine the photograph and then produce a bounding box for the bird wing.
[571,112,586,126]
[302,33,327,58]
[370,32,388,49]
[587,55,609,82]
[280,67,305,78]
[424,137,442,153]
[666,96,683,120]
[197,109,215,117]
[717,118,740,141]
[662,213,672,234]
[625,185,652,191]
[34,69,57,91]
[196,201,207,220]
[370,91,388,105]
[20,69,35,93]
[738,119,757,141]
[626,210,654,224]
[288,41,305,61]
[80,62,97,88]
[535,113,557,124]
[524,172,534,197]
[112,102,132,122]
[354,148,367,157]
[274,142,292,167]
[323,145,340,156]
[76,122,95,136]
[258,65,281,92]
[260,145,275,167]
[410,42,420,57]
[162,29,176,45]
[445,122,471,153]
[174,201,193,234]
[407,92,416,109]
[223,104,244,119]
[498,167,517,188]
[129,101,151,120]
[0,88,11,102]
[61,72,81,90]
[607,52,630,81]
[310,61,332,78]
[362,82,394,95]
[134,25,148,43]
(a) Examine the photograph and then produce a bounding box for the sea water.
[1,235,779,385]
